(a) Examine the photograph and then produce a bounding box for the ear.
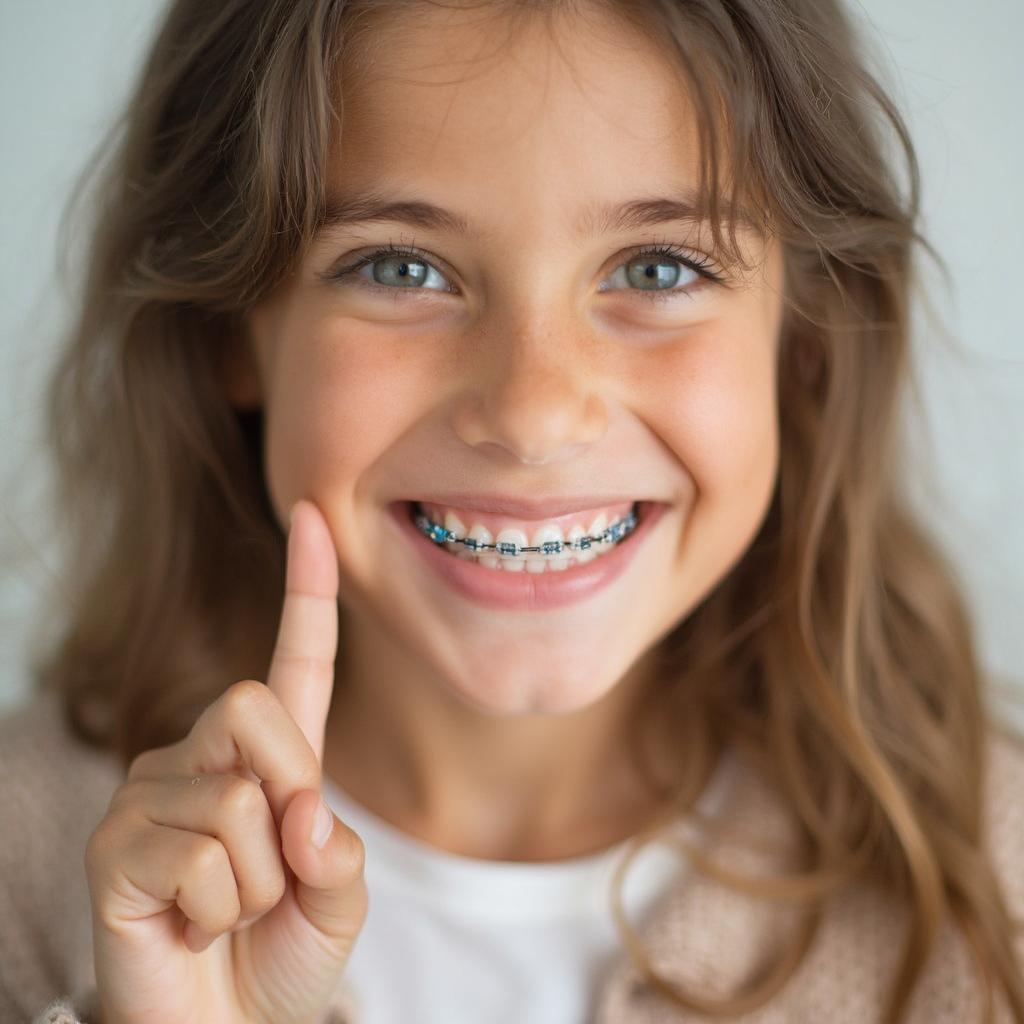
[220,329,263,410]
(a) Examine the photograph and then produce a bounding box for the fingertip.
[282,787,325,843]
[183,919,218,954]
[283,500,338,597]
[283,789,349,867]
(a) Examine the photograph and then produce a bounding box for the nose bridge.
[453,307,608,466]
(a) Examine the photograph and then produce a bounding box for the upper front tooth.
[529,523,565,551]
[494,527,529,571]
[526,524,567,573]
[494,526,529,555]
[444,511,467,540]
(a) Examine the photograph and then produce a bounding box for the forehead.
[327,3,750,243]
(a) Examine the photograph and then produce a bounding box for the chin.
[444,663,621,717]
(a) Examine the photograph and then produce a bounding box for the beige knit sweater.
[2,688,1022,1023]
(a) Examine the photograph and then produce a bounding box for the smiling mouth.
[407,500,644,572]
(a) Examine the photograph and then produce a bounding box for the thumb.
[280,788,369,947]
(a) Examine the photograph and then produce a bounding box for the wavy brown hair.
[16,0,1023,1020]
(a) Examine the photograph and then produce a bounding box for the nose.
[452,316,608,466]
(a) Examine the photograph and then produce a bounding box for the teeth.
[565,523,592,564]
[414,502,639,572]
[444,511,465,538]
[466,522,498,569]
[442,511,470,553]
[525,524,569,574]
[494,528,528,572]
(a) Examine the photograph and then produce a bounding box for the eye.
[598,243,726,305]
[321,240,725,303]
[323,243,455,295]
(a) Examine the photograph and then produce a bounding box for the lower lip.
[388,500,668,611]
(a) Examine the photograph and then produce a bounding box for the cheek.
[644,328,779,506]
[263,320,428,499]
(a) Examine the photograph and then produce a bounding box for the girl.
[1,0,1021,1021]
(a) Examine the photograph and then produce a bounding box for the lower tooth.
[455,549,611,572]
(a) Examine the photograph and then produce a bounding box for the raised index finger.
[265,498,340,765]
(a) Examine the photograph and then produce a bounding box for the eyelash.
[325,241,726,304]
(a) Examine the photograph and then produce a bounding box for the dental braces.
[413,504,639,557]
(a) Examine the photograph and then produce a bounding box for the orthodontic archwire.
[412,505,639,557]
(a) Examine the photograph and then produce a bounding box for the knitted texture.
[34,996,85,1024]
[2,689,1021,1023]
[29,994,354,1024]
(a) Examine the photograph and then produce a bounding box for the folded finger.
[130,774,286,927]
[174,679,321,829]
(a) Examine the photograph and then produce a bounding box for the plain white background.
[0,1,1021,730]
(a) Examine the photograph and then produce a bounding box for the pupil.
[627,258,678,290]
[376,257,426,287]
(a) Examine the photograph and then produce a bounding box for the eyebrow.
[319,187,764,241]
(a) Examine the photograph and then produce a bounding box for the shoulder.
[0,689,123,1020]
[598,729,1024,1023]
[792,720,1024,1022]
[901,721,1024,1021]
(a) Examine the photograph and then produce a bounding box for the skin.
[87,502,367,1023]
[224,2,785,861]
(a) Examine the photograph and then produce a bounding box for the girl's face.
[234,3,785,716]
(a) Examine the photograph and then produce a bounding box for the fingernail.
[289,502,299,528]
[311,796,334,849]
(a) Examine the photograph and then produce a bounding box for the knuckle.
[213,775,265,819]
[208,898,242,934]
[187,834,229,879]
[274,646,333,676]
[296,761,322,792]
[84,816,139,890]
[126,738,182,781]
[222,679,272,722]
[107,779,144,814]
[83,821,117,878]
[248,870,287,912]
[127,748,156,781]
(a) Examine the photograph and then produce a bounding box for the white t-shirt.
[321,748,738,1024]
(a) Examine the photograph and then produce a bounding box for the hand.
[84,499,367,1024]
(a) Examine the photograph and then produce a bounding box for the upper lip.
[405,495,652,519]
